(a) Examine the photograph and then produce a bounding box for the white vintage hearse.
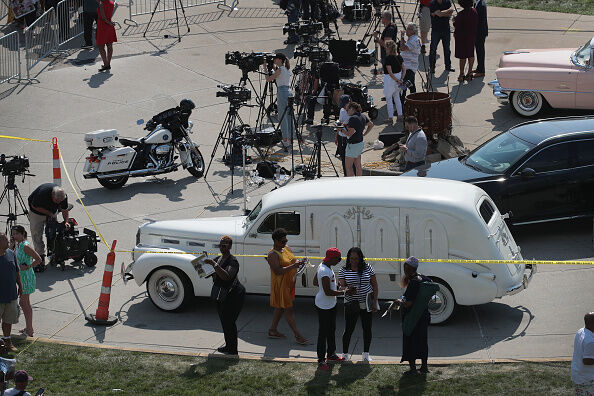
[122,177,536,323]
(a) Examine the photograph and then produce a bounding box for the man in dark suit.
[473,0,488,77]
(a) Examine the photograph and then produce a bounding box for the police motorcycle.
[83,99,205,189]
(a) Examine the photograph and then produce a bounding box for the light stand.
[0,173,31,233]
[144,0,190,42]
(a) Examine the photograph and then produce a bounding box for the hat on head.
[323,247,341,263]
[14,370,33,382]
[339,94,351,108]
[404,256,419,269]
[274,53,287,61]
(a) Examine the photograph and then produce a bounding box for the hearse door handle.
[558,84,569,89]
[292,249,305,253]
[249,233,257,238]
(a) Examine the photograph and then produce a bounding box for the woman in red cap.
[313,247,355,370]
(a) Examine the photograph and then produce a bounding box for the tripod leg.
[321,139,340,177]
[205,112,231,178]
[144,0,162,38]
[178,0,190,33]
[174,0,181,42]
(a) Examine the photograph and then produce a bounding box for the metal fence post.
[0,32,21,84]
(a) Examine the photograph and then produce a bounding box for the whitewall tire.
[428,279,455,324]
[146,268,193,311]
[510,91,544,117]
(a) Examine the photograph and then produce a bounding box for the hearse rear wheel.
[428,279,455,324]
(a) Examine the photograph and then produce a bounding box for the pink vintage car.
[490,37,594,117]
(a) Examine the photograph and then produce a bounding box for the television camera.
[225,51,275,73]
[294,45,330,63]
[283,21,324,37]
[0,154,30,177]
[216,84,252,103]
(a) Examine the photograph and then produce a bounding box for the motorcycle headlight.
[188,121,194,133]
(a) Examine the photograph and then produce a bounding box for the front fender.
[129,252,210,297]
[418,262,498,306]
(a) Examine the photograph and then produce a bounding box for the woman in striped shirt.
[338,247,379,362]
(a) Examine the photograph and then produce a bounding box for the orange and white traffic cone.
[86,240,118,325]
[52,137,61,186]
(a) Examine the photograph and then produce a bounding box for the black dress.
[214,254,245,354]
[400,274,431,364]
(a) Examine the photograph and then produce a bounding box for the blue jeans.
[277,86,295,141]
[429,28,451,70]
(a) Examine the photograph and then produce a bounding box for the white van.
[122,177,535,323]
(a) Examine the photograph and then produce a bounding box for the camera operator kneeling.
[27,184,70,267]
[204,236,245,355]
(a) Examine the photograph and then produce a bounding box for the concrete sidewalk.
[0,0,593,362]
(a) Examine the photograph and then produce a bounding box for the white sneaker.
[362,352,372,362]
[342,353,350,361]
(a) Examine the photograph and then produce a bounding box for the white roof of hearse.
[261,177,488,216]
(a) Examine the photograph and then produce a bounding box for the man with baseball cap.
[313,248,356,371]
[4,369,38,396]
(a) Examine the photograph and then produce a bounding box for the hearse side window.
[479,200,495,225]
[257,212,301,235]
[522,143,571,173]
[574,140,594,167]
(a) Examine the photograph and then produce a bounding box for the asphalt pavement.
[0,0,593,362]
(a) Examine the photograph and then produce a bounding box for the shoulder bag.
[401,280,439,336]
[210,257,239,303]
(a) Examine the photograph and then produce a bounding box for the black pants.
[400,68,416,105]
[216,284,245,354]
[429,28,451,70]
[316,306,337,363]
[404,160,425,171]
[83,11,98,46]
[475,34,486,73]
[343,308,372,353]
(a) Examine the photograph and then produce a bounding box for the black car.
[401,117,594,225]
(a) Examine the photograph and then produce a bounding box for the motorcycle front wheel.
[98,175,129,189]
[188,148,204,178]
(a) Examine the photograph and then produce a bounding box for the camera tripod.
[262,96,305,180]
[205,100,255,193]
[359,1,406,74]
[0,174,30,233]
[240,71,278,135]
[144,0,189,41]
[303,124,339,179]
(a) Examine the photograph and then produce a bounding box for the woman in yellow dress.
[267,228,308,345]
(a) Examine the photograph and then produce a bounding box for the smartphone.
[35,388,44,396]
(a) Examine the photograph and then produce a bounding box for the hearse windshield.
[464,132,534,174]
[246,200,262,226]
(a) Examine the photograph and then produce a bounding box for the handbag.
[401,281,439,336]
[210,260,238,303]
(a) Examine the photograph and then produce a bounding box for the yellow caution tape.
[116,249,594,266]
[58,148,110,248]
[0,134,51,143]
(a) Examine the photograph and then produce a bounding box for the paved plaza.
[0,0,593,361]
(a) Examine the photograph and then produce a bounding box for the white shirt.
[277,66,291,87]
[337,108,350,137]
[572,328,594,384]
[315,263,337,309]
[4,389,32,396]
[401,34,421,72]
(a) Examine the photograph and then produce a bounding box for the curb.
[362,167,400,176]
[18,336,572,365]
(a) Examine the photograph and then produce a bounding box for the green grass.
[3,339,573,395]
[489,0,594,16]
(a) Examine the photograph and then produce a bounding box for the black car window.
[574,139,594,167]
[257,212,301,235]
[479,199,496,225]
[465,132,534,174]
[522,143,571,173]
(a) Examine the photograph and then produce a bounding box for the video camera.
[372,0,393,7]
[294,45,330,63]
[0,154,30,177]
[283,21,324,37]
[216,84,252,103]
[225,51,275,73]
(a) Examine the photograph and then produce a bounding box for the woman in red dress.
[96,0,117,72]
[453,0,478,82]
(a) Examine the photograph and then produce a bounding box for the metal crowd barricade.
[0,31,21,84]
[24,8,58,80]
[55,0,84,47]
[126,0,228,25]
[0,0,8,22]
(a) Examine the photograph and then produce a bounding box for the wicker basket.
[403,92,452,137]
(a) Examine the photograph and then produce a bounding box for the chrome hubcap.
[156,276,178,302]
[428,290,447,315]
[518,92,539,112]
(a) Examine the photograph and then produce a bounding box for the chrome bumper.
[505,264,537,296]
[121,262,134,285]
[489,79,509,103]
